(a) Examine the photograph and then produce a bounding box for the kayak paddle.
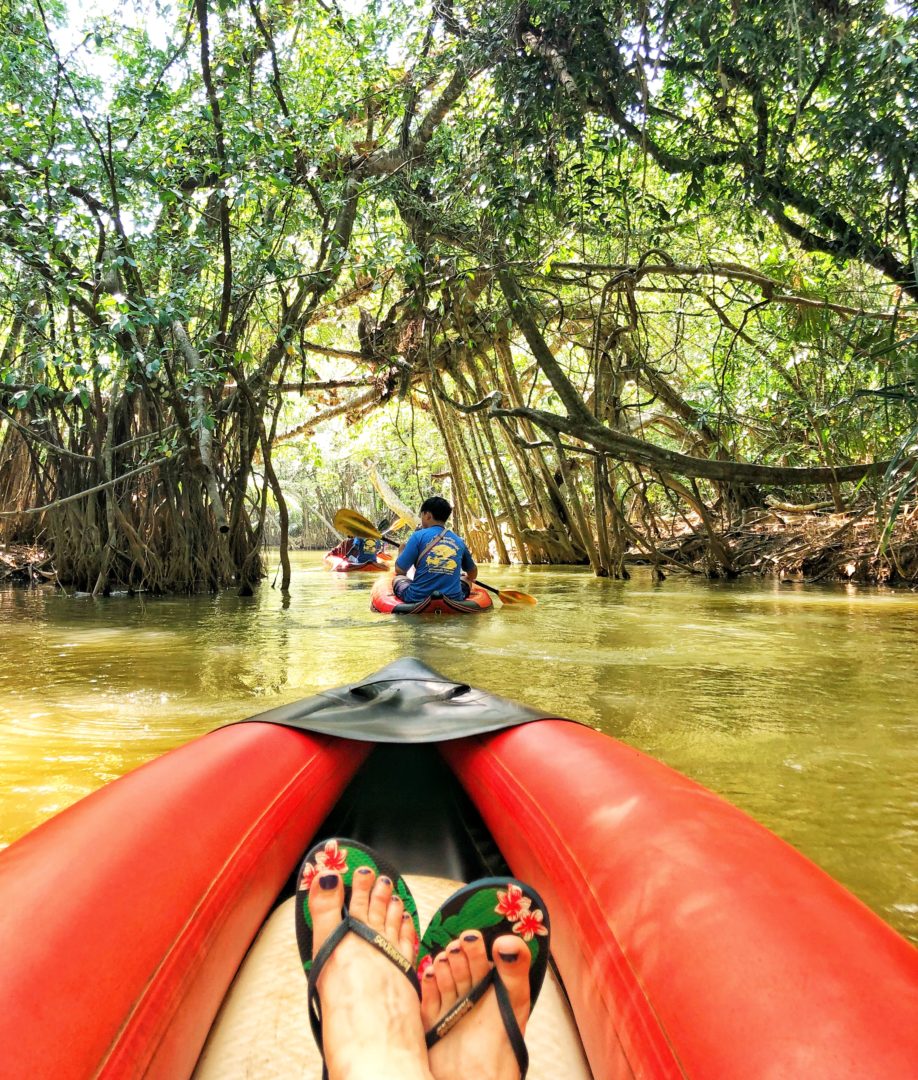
[333,508,538,606]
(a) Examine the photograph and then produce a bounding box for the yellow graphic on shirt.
[425,540,460,574]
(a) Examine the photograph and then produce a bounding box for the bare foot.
[421,931,533,1080]
[309,865,432,1080]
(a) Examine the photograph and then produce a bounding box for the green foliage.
[1,0,915,583]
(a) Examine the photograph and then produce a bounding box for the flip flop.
[418,877,551,1080]
[294,837,422,1075]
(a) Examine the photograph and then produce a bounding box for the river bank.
[5,501,918,588]
[646,502,918,586]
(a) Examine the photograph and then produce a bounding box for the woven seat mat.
[194,873,593,1079]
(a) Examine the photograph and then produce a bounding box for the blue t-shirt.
[395,527,475,601]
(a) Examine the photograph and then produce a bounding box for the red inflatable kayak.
[323,552,389,572]
[1,658,916,1080]
[370,572,493,613]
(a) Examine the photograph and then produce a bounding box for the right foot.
[421,930,533,1080]
[308,863,432,1080]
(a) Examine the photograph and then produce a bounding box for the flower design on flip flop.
[512,907,548,942]
[314,839,349,873]
[417,954,434,979]
[299,861,318,890]
[495,883,531,921]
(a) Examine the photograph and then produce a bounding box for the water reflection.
[1,555,916,944]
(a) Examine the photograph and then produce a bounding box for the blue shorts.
[392,575,471,601]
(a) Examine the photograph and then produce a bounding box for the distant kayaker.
[346,536,380,566]
[392,496,477,602]
[328,535,380,566]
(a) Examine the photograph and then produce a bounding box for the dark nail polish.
[498,951,518,963]
[463,933,479,943]
[448,944,461,954]
[356,866,372,875]
[379,876,391,886]
[319,874,338,890]
[402,912,411,921]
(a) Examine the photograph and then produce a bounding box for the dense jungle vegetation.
[1,0,916,593]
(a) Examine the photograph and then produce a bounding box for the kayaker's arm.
[394,532,420,576]
[462,548,477,582]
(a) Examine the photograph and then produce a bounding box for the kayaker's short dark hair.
[421,496,452,522]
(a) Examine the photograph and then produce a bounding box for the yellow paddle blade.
[497,589,538,606]
[334,508,404,548]
[333,508,381,540]
[475,580,538,606]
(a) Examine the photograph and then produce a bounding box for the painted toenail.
[356,866,372,875]
[448,944,461,953]
[379,876,391,886]
[462,933,478,942]
[319,874,338,890]
[497,951,518,962]
[402,912,412,921]
[424,968,435,978]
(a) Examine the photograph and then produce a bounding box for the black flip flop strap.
[425,967,529,1079]
[308,915,421,1054]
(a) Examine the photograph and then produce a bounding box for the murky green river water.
[2,552,916,944]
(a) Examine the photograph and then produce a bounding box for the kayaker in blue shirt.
[328,535,379,565]
[347,537,380,565]
[393,496,477,602]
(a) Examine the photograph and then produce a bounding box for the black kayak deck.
[241,656,549,743]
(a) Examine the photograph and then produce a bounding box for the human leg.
[392,574,412,599]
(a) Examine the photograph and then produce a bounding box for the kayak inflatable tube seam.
[441,721,918,1080]
[0,723,369,1080]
